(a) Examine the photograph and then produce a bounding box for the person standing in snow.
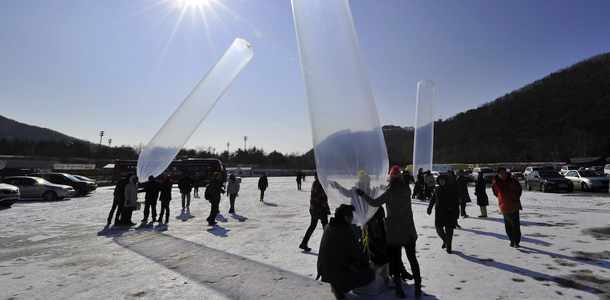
[475,172,489,217]
[122,175,139,226]
[456,170,471,218]
[296,170,304,191]
[226,173,240,214]
[257,173,268,202]
[424,170,436,200]
[492,167,523,248]
[178,171,195,209]
[427,174,460,254]
[358,166,422,298]
[108,172,132,225]
[158,175,172,223]
[193,172,201,198]
[299,171,330,252]
[317,204,375,300]
[140,175,161,223]
[206,172,225,226]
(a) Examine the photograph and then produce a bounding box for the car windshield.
[579,171,599,177]
[538,171,562,178]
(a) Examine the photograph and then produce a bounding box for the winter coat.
[475,179,489,206]
[427,183,460,228]
[361,180,417,245]
[258,176,268,191]
[310,179,330,218]
[124,177,138,207]
[143,179,161,202]
[456,176,472,203]
[113,176,130,200]
[227,179,240,195]
[317,217,370,285]
[160,180,172,203]
[492,174,522,214]
[206,177,224,202]
[178,176,194,194]
[425,174,436,189]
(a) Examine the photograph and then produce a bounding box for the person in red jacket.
[492,167,523,248]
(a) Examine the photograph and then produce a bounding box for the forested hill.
[0,115,81,143]
[384,52,610,166]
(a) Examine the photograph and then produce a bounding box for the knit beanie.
[389,166,403,182]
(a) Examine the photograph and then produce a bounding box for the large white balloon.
[292,0,388,226]
[413,80,435,174]
[137,38,254,182]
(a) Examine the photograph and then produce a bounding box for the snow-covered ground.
[1,176,609,300]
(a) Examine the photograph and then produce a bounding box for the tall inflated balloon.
[413,80,435,174]
[292,0,388,225]
[137,38,254,182]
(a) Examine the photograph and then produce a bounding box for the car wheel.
[43,191,58,200]
[541,184,548,193]
[581,182,589,192]
[567,187,573,193]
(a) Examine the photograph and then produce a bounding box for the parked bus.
[112,158,225,185]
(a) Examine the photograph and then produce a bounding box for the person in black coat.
[299,171,330,252]
[257,173,268,202]
[107,172,133,225]
[475,172,489,217]
[456,170,472,218]
[317,204,375,300]
[427,174,460,254]
[178,172,195,209]
[158,175,172,223]
[141,175,161,223]
[296,170,304,191]
[206,172,225,226]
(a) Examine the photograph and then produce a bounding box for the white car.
[0,183,20,207]
[563,170,610,192]
[560,165,579,175]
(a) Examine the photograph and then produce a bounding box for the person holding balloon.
[357,166,422,298]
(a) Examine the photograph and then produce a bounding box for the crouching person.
[317,204,375,299]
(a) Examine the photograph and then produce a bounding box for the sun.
[177,0,215,10]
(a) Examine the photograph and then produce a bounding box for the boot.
[414,277,422,298]
[394,277,406,298]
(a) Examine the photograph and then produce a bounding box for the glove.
[356,189,364,196]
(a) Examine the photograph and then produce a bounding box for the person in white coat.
[122,175,139,226]
[227,173,241,214]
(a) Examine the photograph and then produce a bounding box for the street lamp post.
[99,131,104,149]
[244,136,247,151]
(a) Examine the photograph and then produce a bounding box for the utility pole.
[227,142,230,153]
[108,138,112,147]
[244,136,247,150]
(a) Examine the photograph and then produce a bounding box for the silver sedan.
[1,176,75,200]
[563,170,610,191]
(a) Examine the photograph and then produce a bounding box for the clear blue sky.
[1,0,609,155]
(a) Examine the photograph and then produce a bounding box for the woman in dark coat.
[257,173,268,202]
[158,175,172,223]
[475,172,489,217]
[427,174,460,254]
[358,166,422,298]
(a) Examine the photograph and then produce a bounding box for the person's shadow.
[230,212,248,222]
[176,208,195,221]
[263,202,278,207]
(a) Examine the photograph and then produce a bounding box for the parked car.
[508,169,524,180]
[1,176,75,200]
[29,172,97,196]
[563,170,610,191]
[73,175,96,182]
[472,167,496,183]
[523,166,557,186]
[560,165,579,175]
[525,171,573,193]
[605,164,610,177]
[0,183,20,207]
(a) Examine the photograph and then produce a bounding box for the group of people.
[107,171,270,227]
[306,165,523,299]
[107,172,173,226]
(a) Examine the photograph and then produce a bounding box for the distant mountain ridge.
[383,52,610,165]
[0,115,82,142]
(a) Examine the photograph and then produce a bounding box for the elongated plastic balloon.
[413,80,435,174]
[137,38,254,182]
[292,0,388,226]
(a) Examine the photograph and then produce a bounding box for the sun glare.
[177,0,212,10]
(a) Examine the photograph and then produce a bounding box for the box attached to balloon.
[353,263,389,296]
